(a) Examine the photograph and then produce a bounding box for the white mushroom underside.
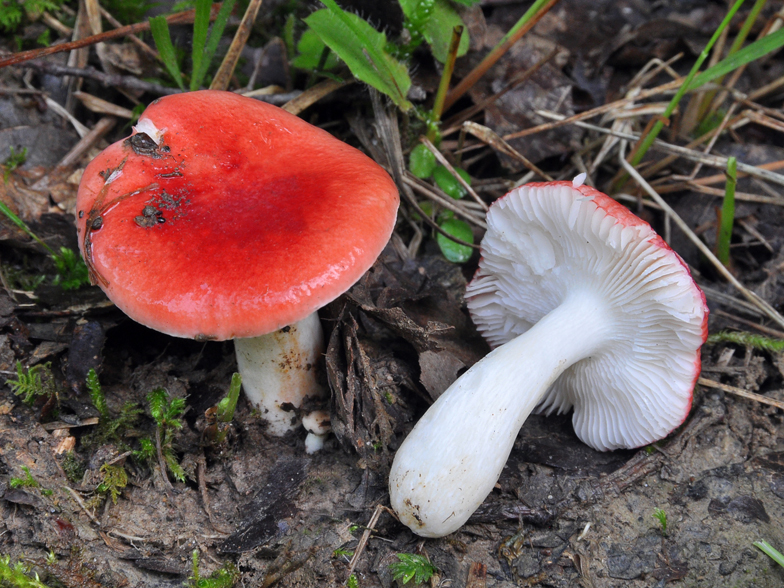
[389,183,707,537]
[467,183,706,451]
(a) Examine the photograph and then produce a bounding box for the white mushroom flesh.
[389,183,707,537]
[235,312,325,436]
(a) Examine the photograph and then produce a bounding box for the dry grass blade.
[16,61,183,96]
[74,91,134,118]
[99,5,158,60]
[346,504,384,579]
[463,121,553,180]
[50,116,116,170]
[419,136,488,211]
[503,79,683,141]
[538,111,784,188]
[210,0,264,91]
[281,78,350,116]
[403,174,487,231]
[0,6,221,69]
[684,182,784,206]
[618,143,784,330]
[368,89,481,248]
[698,378,784,410]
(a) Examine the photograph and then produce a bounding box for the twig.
[53,116,116,169]
[713,308,784,338]
[99,5,158,60]
[281,78,350,115]
[538,111,784,188]
[0,5,220,69]
[64,485,101,526]
[617,142,784,330]
[16,61,182,95]
[155,427,174,491]
[211,0,263,91]
[463,121,553,180]
[346,504,384,580]
[698,377,784,410]
[419,136,488,211]
[403,174,486,229]
[503,79,683,141]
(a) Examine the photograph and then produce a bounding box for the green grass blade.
[627,0,746,170]
[496,0,554,47]
[192,0,236,90]
[716,156,736,266]
[150,15,185,90]
[727,0,768,56]
[687,27,784,92]
[0,201,53,254]
[754,541,784,569]
[189,0,212,91]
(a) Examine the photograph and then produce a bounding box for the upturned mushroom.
[76,90,399,437]
[389,177,708,537]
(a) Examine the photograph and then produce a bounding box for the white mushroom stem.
[303,410,332,454]
[234,312,326,436]
[389,291,612,538]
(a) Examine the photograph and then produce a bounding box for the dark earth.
[2,0,784,587]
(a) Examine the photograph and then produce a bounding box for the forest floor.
[1,0,784,587]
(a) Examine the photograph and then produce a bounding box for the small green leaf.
[420,0,470,63]
[87,369,108,419]
[51,246,90,290]
[306,2,412,111]
[436,218,473,263]
[293,29,340,71]
[433,165,470,199]
[409,143,437,178]
[216,373,241,423]
[389,553,438,585]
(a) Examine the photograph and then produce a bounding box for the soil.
[2,1,784,587]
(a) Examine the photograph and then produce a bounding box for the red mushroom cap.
[76,90,399,340]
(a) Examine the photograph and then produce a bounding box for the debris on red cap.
[76,90,399,341]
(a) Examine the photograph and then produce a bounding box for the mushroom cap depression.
[465,180,708,451]
[75,90,399,340]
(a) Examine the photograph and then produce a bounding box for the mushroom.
[389,177,708,537]
[76,90,399,437]
[302,410,332,454]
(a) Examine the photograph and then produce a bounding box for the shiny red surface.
[76,91,399,340]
